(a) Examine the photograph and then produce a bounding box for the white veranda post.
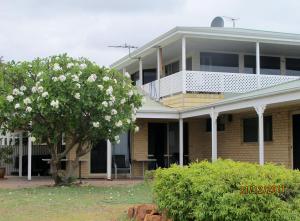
[210,109,219,162]
[156,47,161,99]
[139,58,143,87]
[179,118,184,166]
[255,105,266,165]
[256,42,261,88]
[182,36,186,93]
[19,133,23,177]
[27,134,32,181]
[107,140,112,180]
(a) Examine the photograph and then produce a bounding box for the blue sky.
[1,0,300,66]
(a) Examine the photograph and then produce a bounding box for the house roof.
[111,27,300,70]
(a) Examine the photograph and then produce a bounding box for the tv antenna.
[108,43,138,58]
[222,16,239,28]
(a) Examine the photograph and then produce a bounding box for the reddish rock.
[134,204,157,221]
[144,213,162,221]
[128,207,136,219]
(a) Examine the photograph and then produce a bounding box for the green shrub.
[152,159,300,221]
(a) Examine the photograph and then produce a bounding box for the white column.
[139,58,143,87]
[122,67,126,75]
[19,133,23,177]
[179,118,184,166]
[239,53,244,73]
[107,140,112,180]
[255,105,266,165]
[210,109,219,162]
[156,48,161,99]
[256,42,261,88]
[182,37,187,93]
[27,134,32,181]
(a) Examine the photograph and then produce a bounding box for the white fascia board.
[136,111,179,119]
[181,89,300,119]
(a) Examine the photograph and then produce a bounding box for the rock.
[135,204,157,221]
[128,207,136,219]
[144,213,162,221]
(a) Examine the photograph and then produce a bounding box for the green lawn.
[0,183,152,221]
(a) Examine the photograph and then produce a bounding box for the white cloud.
[1,0,300,66]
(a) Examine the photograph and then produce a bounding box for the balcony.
[142,71,300,99]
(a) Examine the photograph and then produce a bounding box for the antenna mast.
[108,43,138,57]
[222,16,240,28]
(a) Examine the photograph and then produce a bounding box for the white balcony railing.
[142,71,300,99]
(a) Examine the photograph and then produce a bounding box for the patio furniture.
[113,155,131,179]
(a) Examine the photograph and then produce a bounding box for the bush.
[152,159,300,221]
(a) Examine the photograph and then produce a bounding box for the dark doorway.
[90,140,107,173]
[148,122,189,169]
[293,115,300,169]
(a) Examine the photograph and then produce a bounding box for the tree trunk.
[50,160,63,186]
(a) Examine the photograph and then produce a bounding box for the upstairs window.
[244,55,280,75]
[143,69,157,84]
[165,61,180,76]
[243,116,272,142]
[200,52,239,73]
[186,57,192,70]
[286,58,300,76]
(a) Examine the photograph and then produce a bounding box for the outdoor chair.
[113,155,131,179]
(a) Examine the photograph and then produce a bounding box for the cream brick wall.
[188,106,297,168]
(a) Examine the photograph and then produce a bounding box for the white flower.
[128,90,133,97]
[42,92,49,98]
[80,63,87,70]
[6,95,14,102]
[124,72,130,78]
[72,75,79,82]
[132,114,136,122]
[12,88,20,96]
[19,91,24,96]
[116,140,120,144]
[37,86,44,93]
[92,122,100,128]
[31,86,37,93]
[67,63,74,68]
[105,115,111,122]
[15,103,20,109]
[59,75,66,82]
[26,106,32,113]
[102,101,108,107]
[111,109,117,115]
[37,72,43,77]
[76,83,81,88]
[114,135,119,141]
[74,93,80,100]
[109,101,113,106]
[134,126,140,132]
[30,136,36,142]
[106,86,113,95]
[110,96,115,103]
[126,119,131,124]
[120,98,126,104]
[50,100,59,109]
[87,74,97,83]
[20,86,27,91]
[115,120,123,127]
[113,79,117,84]
[103,76,109,81]
[23,97,31,105]
[52,77,58,82]
[53,63,61,71]
[97,85,104,90]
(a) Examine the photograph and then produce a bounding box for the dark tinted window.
[243,116,272,142]
[131,72,139,85]
[200,52,239,73]
[165,61,179,76]
[286,58,300,76]
[186,57,192,70]
[244,55,280,75]
[143,69,157,84]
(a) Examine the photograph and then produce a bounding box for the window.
[244,55,280,75]
[165,61,179,76]
[200,52,239,73]
[243,116,272,142]
[286,58,300,76]
[131,72,139,86]
[143,69,157,84]
[186,57,192,70]
[206,118,225,132]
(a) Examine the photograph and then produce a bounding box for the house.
[3,22,300,180]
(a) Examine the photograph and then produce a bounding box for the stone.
[128,207,136,219]
[134,204,157,221]
[144,214,162,221]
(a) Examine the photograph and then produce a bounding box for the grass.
[0,182,152,221]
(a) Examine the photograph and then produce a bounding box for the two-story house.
[4,23,300,180]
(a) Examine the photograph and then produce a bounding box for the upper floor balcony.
[111,28,300,100]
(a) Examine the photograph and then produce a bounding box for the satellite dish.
[211,16,224,27]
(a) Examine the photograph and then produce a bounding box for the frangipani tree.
[0,54,143,185]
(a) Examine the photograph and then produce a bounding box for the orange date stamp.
[240,184,284,194]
